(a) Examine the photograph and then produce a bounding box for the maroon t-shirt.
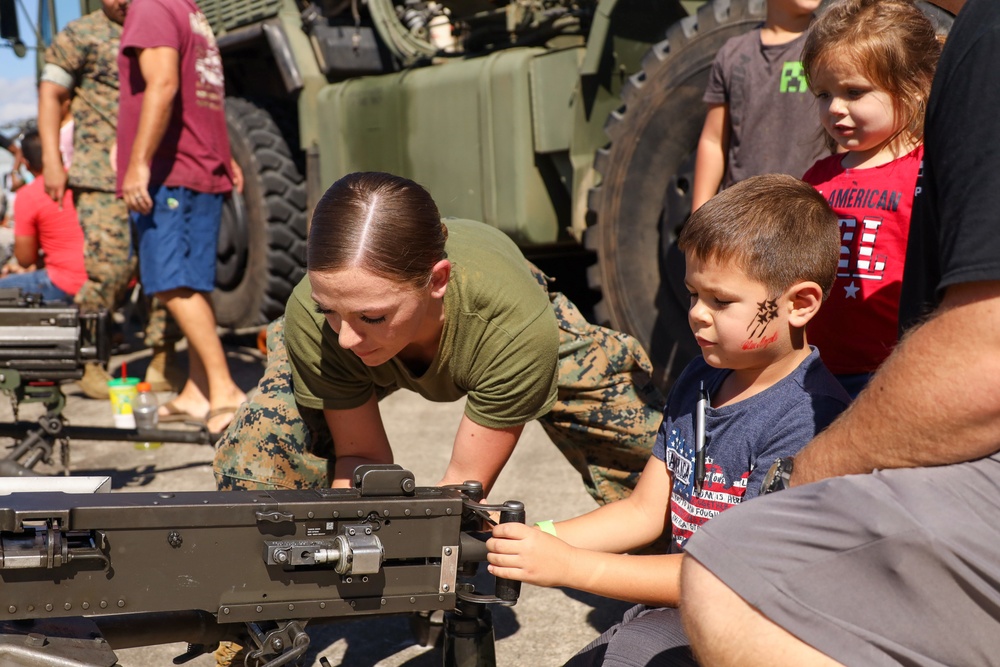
[116,0,232,195]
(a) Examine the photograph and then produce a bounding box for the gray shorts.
[685,453,1000,666]
[564,605,696,667]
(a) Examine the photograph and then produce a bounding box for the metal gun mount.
[0,290,216,476]
[0,465,525,666]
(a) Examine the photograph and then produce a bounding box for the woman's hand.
[486,521,575,588]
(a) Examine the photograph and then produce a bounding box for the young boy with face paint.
[486,173,851,666]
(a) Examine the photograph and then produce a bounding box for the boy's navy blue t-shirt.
[652,347,850,549]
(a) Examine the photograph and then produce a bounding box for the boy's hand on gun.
[486,521,575,588]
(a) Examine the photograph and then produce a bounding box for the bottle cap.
[136,382,152,392]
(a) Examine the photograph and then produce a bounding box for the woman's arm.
[441,415,524,494]
[324,394,394,488]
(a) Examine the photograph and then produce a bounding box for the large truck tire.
[585,0,766,389]
[214,97,308,328]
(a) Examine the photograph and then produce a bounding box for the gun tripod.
[0,372,217,476]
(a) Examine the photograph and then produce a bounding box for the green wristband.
[534,520,557,536]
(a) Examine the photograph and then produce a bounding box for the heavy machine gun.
[0,465,523,666]
[0,289,214,476]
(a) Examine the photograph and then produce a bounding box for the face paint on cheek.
[742,331,779,351]
[747,299,779,338]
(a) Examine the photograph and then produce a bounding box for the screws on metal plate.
[444,547,452,556]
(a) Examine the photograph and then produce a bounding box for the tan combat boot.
[77,362,112,400]
[144,343,186,393]
[213,641,245,667]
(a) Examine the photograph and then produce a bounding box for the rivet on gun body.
[357,510,363,517]
[350,600,356,608]
[409,597,416,604]
[7,606,14,613]
[223,607,230,614]
[117,600,125,608]
[380,599,386,606]
[256,606,263,613]
[45,604,52,612]
[319,602,326,609]
[100,601,107,609]
[81,602,89,610]
[64,603,71,610]
[308,512,315,519]
[288,604,295,611]
[444,547,452,556]
[404,509,411,516]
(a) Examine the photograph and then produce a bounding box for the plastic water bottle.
[133,382,162,450]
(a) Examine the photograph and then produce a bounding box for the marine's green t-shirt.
[284,219,559,429]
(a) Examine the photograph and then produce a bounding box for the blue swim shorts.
[131,185,222,295]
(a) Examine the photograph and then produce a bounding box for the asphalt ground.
[2,331,634,667]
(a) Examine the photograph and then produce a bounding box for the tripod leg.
[443,602,497,667]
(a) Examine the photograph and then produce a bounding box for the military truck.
[0,0,957,387]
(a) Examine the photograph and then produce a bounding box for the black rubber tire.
[586,0,767,388]
[214,97,308,328]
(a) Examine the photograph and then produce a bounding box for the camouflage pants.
[213,288,664,505]
[72,189,175,347]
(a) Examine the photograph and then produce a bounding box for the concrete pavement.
[3,334,634,666]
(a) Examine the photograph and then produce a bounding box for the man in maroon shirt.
[117,0,245,432]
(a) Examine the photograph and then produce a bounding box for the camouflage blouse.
[44,10,121,192]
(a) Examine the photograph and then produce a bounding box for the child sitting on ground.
[487,174,851,667]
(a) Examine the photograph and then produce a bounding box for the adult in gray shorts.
[679,0,1000,665]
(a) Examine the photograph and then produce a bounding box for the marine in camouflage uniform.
[41,9,171,348]
[214,267,664,506]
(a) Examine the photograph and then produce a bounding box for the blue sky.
[1,0,81,128]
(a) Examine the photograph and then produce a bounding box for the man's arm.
[13,235,39,268]
[792,280,1000,486]
[121,46,178,215]
[37,81,72,204]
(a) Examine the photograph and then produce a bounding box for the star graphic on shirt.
[844,281,860,299]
